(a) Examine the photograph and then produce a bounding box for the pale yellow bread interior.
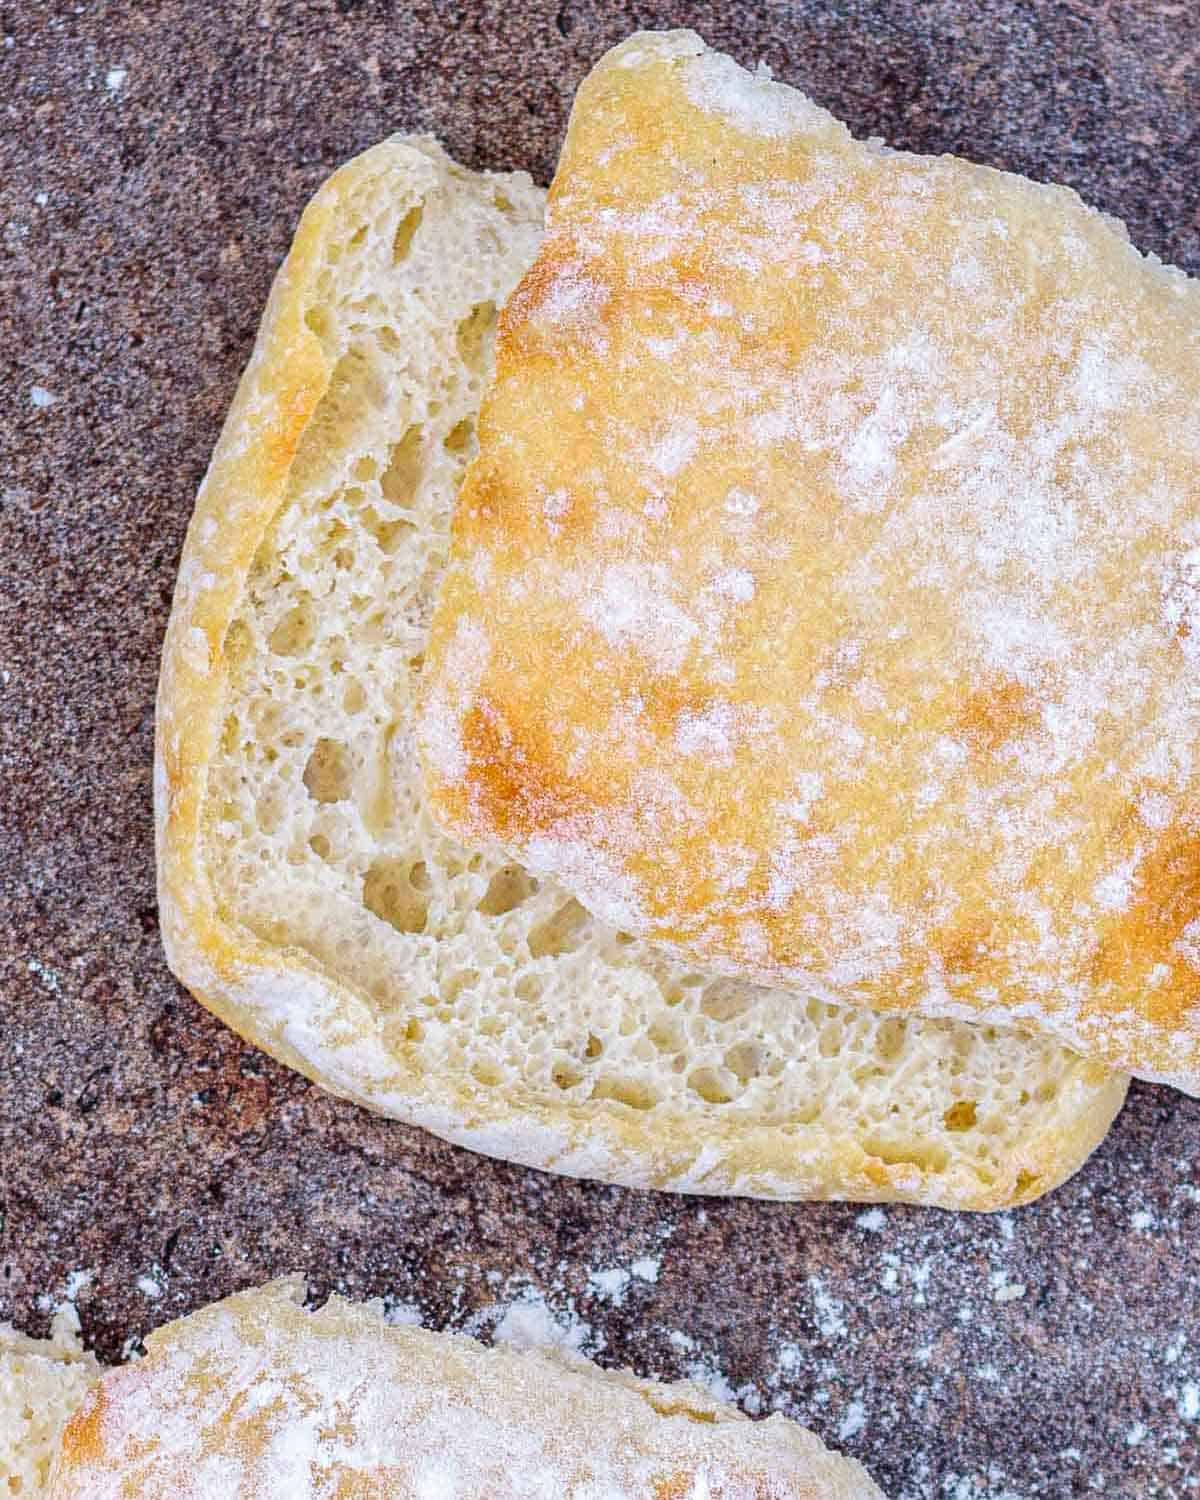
[1,1308,100,1496]
[420,30,1200,1092]
[48,1278,884,1498]
[154,132,1127,1214]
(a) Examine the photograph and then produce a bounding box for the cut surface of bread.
[48,1278,885,1498]
[420,30,1200,1092]
[154,133,1127,1211]
[1,1308,100,1496]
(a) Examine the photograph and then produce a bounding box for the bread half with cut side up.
[154,132,1128,1211]
[48,1277,886,1498]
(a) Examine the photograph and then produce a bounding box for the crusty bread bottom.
[49,1277,884,1497]
[154,135,1127,1211]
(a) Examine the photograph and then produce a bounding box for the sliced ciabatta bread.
[154,134,1127,1211]
[1,1308,99,1496]
[48,1277,886,1498]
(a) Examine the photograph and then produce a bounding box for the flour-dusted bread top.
[420,30,1200,1091]
[48,1279,885,1498]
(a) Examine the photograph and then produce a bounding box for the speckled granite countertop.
[1,3,1197,1495]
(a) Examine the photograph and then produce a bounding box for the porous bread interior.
[0,1310,99,1496]
[202,140,1118,1206]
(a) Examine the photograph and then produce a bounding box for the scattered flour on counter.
[988,1269,1026,1303]
[28,385,58,409]
[104,66,128,92]
[586,1255,660,1306]
[629,1255,661,1283]
[136,1267,165,1301]
[838,1397,868,1441]
[36,1269,94,1315]
[381,1295,424,1327]
[666,1328,760,1413]
[587,1266,631,1305]
[27,956,63,991]
[488,1286,601,1357]
[808,1277,847,1340]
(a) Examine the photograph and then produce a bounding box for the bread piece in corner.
[48,1277,886,1498]
[0,1307,100,1497]
[155,132,1127,1211]
[420,29,1200,1092]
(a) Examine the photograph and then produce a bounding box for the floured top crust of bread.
[420,30,1200,1092]
[49,1278,885,1498]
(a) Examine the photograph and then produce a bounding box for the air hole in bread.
[527,898,589,958]
[223,617,252,669]
[392,203,423,263]
[304,304,331,340]
[818,1023,844,1059]
[290,349,386,497]
[443,969,478,1003]
[456,301,496,370]
[309,832,332,860]
[477,864,539,916]
[552,1060,583,1090]
[874,1017,907,1062]
[515,976,540,1003]
[471,1059,504,1087]
[688,1067,735,1105]
[942,1099,978,1132]
[353,456,377,482]
[725,1042,763,1082]
[256,796,284,836]
[648,1018,684,1053]
[363,856,429,935]
[492,189,514,214]
[585,1033,604,1059]
[363,506,416,555]
[303,738,353,803]
[1015,1169,1042,1199]
[698,980,752,1023]
[863,1137,949,1174]
[380,426,424,507]
[342,678,366,714]
[269,598,316,656]
[591,1076,658,1110]
[443,417,475,455]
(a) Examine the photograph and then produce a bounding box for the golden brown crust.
[421,30,1200,1091]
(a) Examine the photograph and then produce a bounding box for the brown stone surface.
[0,3,1197,1496]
